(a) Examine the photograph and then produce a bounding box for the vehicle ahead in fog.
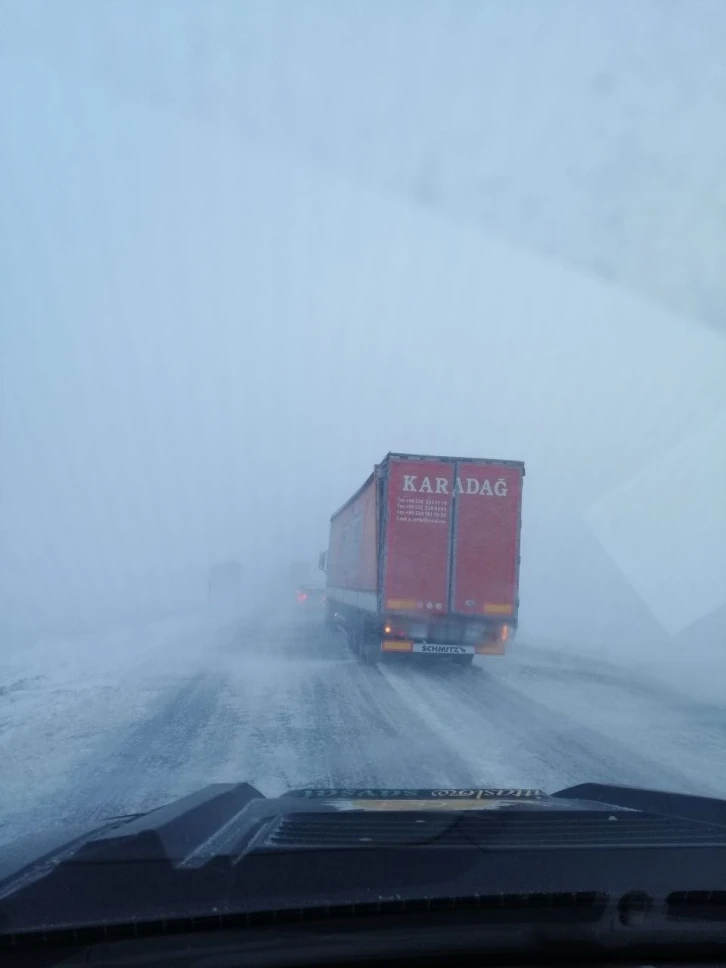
[3,780,726,966]
[295,583,326,616]
[321,452,524,667]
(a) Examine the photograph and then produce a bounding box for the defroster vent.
[263,810,726,850]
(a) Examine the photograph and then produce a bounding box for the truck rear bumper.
[413,643,474,655]
[380,640,505,656]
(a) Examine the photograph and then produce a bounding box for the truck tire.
[359,624,379,666]
[348,622,366,661]
[451,654,474,668]
[346,625,359,658]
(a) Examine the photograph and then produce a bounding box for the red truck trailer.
[322,452,525,666]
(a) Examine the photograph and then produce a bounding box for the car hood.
[3,781,726,937]
[0,784,623,882]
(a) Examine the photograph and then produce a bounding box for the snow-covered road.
[2,610,726,850]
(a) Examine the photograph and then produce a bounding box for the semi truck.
[321,452,525,666]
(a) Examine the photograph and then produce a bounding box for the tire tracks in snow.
[377,660,716,795]
[8,620,250,834]
[200,621,489,795]
[7,617,722,846]
[69,671,228,824]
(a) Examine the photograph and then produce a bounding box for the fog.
[1,2,725,662]
[4,0,726,329]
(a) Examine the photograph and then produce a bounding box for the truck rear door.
[382,458,455,613]
[451,462,523,619]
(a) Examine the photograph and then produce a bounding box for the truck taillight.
[499,624,511,642]
[384,623,412,637]
[384,624,406,636]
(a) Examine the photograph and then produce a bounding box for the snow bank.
[517,626,726,708]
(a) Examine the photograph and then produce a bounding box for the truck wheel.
[349,623,366,661]
[346,625,360,658]
[452,654,474,668]
[359,626,379,666]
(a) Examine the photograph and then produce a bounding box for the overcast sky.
[1,2,724,651]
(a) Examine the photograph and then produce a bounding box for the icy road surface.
[2,610,726,849]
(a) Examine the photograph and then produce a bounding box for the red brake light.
[384,624,407,637]
[297,591,308,603]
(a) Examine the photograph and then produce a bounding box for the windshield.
[1,0,725,919]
